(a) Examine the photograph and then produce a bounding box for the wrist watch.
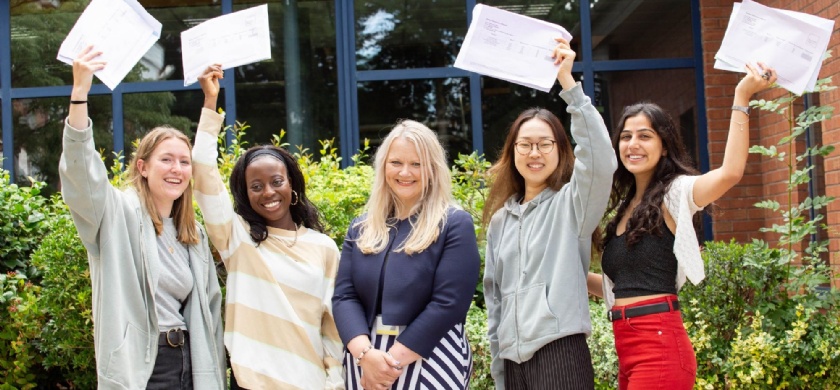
[731,105,750,115]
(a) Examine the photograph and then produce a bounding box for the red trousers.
[611,295,696,389]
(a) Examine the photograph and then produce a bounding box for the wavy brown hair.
[603,102,701,247]
[127,126,199,245]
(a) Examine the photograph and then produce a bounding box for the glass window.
[138,1,222,82]
[13,95,112,193]
[590,0,693,60]
[11,1,86,88]
[480,0,582,50]
[602,69,698,166]
[10,1,221,87]
[355,0,468,70]
[481,74,579,162]
[357,78,472,160]
[233,0,339,155]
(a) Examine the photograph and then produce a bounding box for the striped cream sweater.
[193,108,344,389]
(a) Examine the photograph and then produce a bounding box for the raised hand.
[198,64,223,110]
[71,45,106,100]
[68,45,105,129]
[736,62,776,98]
[551,37,577,90]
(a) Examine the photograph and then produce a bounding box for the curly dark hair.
[604,102,701,247]
[229,145,324,244]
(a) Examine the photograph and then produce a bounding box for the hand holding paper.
[181,5,271,86]
[714,0,834,95]
[57,0,161,90]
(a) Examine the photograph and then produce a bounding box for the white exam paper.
[181,5,271,86]
[714,0,834,95]
[57,0,162,90]
[454,4,573,92]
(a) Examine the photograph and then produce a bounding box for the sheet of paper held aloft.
[57,0,162,90]
[454,4,573,92]
[714,0,834,95]
[181,5,271,86]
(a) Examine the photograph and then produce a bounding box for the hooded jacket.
[483,83,617,389]
[59,118,226,389]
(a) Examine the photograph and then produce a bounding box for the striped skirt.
[343,322,473,389]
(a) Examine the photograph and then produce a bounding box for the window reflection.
[590,0,692,60]
[232,0,338,154]
[355,1,467,70]
[139,1,221,82]
[358,78,471,160]
[13,95,112,193]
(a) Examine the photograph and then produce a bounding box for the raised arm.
[191,65,237,262]
[693,63,776,207]
[552,39,617,236]
[59,46,113,245]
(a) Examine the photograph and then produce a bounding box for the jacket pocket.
[104,322,149,387]
[516,283,558,343]
[498,283,559,352]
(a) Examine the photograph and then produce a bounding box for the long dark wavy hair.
[482,108,575,227]
[229,145,324,244]
[603,102,700,247]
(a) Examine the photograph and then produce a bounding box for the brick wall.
[699,0,840,286]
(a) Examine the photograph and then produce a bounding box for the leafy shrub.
[0,272,44,390]
[587,299,618,389]
[466,303,492,389]
[0,169,55,278]
[680,239,840,389]
[30,208,96,389]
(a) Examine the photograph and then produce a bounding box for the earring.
[291,190,299,206]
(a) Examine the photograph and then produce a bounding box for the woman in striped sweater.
[192,65,344,389]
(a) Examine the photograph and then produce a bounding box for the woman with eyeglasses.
[482,38,617,390]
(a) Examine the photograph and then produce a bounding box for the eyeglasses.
[514,140,556,155]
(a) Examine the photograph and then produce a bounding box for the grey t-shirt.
[155,218,193,331]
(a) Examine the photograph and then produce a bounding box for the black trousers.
[147,334,193,390]
[504,333,595,390]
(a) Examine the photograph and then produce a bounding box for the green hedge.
[3,121,840,389]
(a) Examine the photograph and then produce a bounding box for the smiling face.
[244,156,295,230]
[618,113,665,180]
[137,137,192,217]
[385,137,425,216]
[513,118,559,193]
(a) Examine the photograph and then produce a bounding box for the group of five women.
[59,39,776,389]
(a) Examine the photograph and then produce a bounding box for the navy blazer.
[332,207,481,357]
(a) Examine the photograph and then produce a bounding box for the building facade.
[1,0,837,284]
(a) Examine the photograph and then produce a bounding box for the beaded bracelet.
[354,345,374,366]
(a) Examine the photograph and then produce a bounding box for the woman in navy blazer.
[332,120,480,390]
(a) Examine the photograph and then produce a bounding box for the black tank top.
[601,222,678,298]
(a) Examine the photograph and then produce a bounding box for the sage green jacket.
[59,118,226,389]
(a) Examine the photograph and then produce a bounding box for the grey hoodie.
[59,118,226,389]
[484,83,616,389]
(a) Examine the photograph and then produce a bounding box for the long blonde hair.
[356,120,454,255]
[127,126,199,245]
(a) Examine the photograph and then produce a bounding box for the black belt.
[608,300,680,321]
[159,328,188,348]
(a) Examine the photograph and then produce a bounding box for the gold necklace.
[283,224,299,248]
